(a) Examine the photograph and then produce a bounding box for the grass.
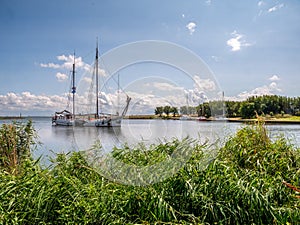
[229,115,300,124]
[0,121,299,224]
[272,115,300,121]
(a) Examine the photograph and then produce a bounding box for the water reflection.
[1,118,300,165]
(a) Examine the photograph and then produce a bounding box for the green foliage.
[163,105,171,117]
[0,120,37,174]
[0,122,299,224]
[239,102,256,118]
[155,106,178,117]
[176,95,300,119]
[196,102,212,118]
[154,106,164,117]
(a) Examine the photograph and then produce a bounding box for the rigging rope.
[99,56,129,98]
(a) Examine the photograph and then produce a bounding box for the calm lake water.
[1,117,300,164]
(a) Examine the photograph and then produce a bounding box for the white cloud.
[0,92,68,114]
[211,56,220,62]
[41,54,96,85]
[269,82,281,91]
[193,75,216,91]
[40,54,92,72]
[182,14,185,18]
[40,63,61,69]
[227,30,252,52]
[268,3,284,13]
[269,75,280,81]
[258,1,265,7]
[227,81,282,101]
[56,72,68,82]
[83,77,93,83]
[205,0,212,5]
[186,22,197,35]
[99,68,107,77]
[150,82,183,92]
[180,75,215,106]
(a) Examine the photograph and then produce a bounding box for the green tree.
[155,106,164,117]
[170,107,178,117]
[163,106,171,117]
[239,102,256,118]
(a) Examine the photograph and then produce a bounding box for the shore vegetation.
[0,121,299,224]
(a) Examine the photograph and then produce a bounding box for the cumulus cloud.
[178,75,216,106]
[40,53,110,90]
[227,30,252,52]
[40,54,92,76]
[150,82,184,92]
[0,92,68,114]
[56,72,68,82]
[268,3,284,13]
[186,22,197,35]
[83,77,93,83]
[227,81,282,101]
[0,89,126,115]
[92,76,214,115]
[205,0,212,5]
[269,75,280,81]
[193,75,216,91]
[258,1,265,7]
[40,62,61,69]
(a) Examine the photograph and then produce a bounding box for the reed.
[0,122,299,224]
[0,120,37,174]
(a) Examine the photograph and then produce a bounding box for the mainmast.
[117,73,120,115]
[72,52,76,119]
[222,91,225,117]
[95,39,99,118]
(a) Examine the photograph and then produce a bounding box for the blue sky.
[0,0,299,115]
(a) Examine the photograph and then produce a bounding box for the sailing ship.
[52,53,76,126]
[74,41,131,127]
[52,41,131,127]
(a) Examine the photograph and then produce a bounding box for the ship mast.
[95,39,99,118]
[72,52,76,119]
[117,73,120,115]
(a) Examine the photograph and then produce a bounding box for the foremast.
[72,52,76,119]
[95,39,99,119]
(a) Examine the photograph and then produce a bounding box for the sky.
[0,0,299,116]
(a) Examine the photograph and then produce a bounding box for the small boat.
[52,110,74,126]
[197,116,207,121]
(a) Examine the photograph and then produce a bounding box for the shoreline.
[1,115,300,124]
[227,118,300,124]
[124,115,300,124]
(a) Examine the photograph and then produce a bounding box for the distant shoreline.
[0,116,51,120]
[227,117,300,124]
[1,115,300,124]
[0,116,24,120]
[124,115,300,124]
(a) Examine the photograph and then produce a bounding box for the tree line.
[154,95,300,119]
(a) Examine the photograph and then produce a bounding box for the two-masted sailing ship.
[52,42,131,127]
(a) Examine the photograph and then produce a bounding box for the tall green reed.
[0,120,36,174]
[0,122,299,224]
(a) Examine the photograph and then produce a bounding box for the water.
[1,117,300,164]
